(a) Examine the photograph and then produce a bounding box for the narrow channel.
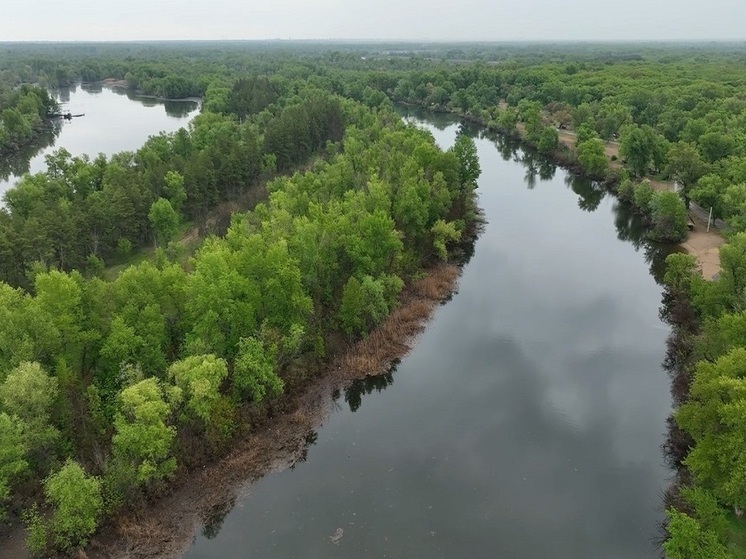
[180,108,674,559]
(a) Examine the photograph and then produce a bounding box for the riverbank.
[84,263,463,559]
[421,101,725,280]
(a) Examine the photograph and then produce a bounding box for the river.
[0,83,200,200]
[181,109,674,558]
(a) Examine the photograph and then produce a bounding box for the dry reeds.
[334,264,460,378]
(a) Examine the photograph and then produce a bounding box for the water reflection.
[0,124,60,181]
[0,85,200,199]
[184,109,672,559]
[81,82,104,94]
[344,371,396,413]
[202,497,237,541]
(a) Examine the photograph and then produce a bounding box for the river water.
[182,109,674,558]
[0,83,200,200]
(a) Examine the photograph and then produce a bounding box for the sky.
[2,0,745,42]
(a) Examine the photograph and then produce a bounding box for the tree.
[666,142,708,207]
[0,362,59,463]
[148,198,179,247]
[452,132,481,192]
[677,348,746,511]
[163,171,187,211]
[44,460,103,552]
[648,191,689,243]
[0,413,27,517]
[338,275,390,337]
[167,354,228,426]
[620,125,651,177]
[576,138,608,176]
[110,378,177,488]
[233,337,283,403]
[663,509,731,559]
[536,127,558,154]
[431,219,461,261]
[0,361,58,426]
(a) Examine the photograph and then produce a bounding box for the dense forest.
[0,49,479,556]
[2,41,746,556]
[0,84,58,158]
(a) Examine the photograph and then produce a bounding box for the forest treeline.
[3,42,746,557]
[657,242,746,558]
[0,77,478,555]
[0,81,343,289]
[0,84,58,158]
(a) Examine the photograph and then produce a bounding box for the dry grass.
[334,264,460,378]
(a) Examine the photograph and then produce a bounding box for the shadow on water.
[344,369,396,413]
[500,132,679,286]
[0,123,61,182]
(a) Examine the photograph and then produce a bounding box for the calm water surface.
[184,110,673,559]
[0,83,200,199]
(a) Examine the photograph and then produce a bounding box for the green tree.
[0,362,59,462]
[45,459,103,552]
[663,509,731,559]
[167,354,228,426]
[431,219,461,261]
[233,337,283,403]
[338,275,391,337]
[110,378,178,490]
[0,413,27,518]
[576,138,608,176]
[536,127,558,154]
[677,348,746,511]
[648,191,689,243]
[452,133,481,192]
[163,170,187,211]
[148,198,179,248]
[666,142,708,207]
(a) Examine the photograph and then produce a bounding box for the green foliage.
[536,126,559,154]
[677,348,746,510]
[168,355,228,426]
[663,252,699,292]
[22,505,48,557]
[452,133,481,191]
[0,413,28,517]
[648,191,689,243]
[339,275,391,337]
[576,138,608,176]
[632,181,655,212]
[667,142,708,202]
[431,219,461,261]
[148,198,179,247]
[163,170,187,211]
[111,378,177,489]
[44,459,102,552]
[664,509,732,559]
[0,362,59,465]
[233,337,283,403]
[682,486,730,543]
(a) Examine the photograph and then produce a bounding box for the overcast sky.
[2,0,745,42]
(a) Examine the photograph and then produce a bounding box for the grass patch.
[727,514,746,559]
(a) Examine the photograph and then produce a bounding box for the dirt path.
[552,126,723,278]
[682,214,725,280]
